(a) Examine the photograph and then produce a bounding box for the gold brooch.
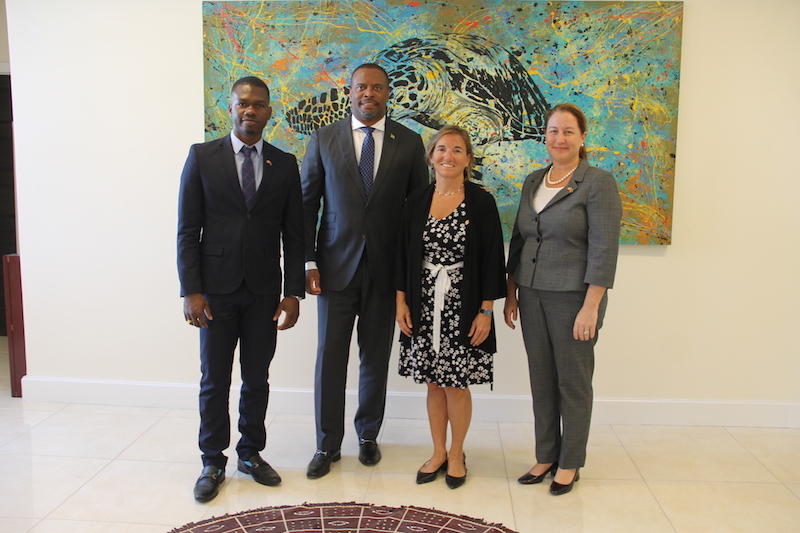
[567,187,573,193]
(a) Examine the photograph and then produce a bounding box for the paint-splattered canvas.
[203,0,683,244]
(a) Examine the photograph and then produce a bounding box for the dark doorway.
[0,74,15,335]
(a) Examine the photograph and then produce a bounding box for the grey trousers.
[518,286,607,469]
[314,253,396,451]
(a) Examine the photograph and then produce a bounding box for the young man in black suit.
[178,77,304,502]
[301,64,428,478]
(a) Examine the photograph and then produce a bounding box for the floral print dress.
[399,202,493,388]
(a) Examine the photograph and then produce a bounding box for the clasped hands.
[395,299,492,346]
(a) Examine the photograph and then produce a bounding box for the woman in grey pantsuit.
[504,103,622,496]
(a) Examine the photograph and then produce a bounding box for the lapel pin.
[567,187,573,193]
[390,134,396,139]
[266,160,272,166]
[465,220,470,225]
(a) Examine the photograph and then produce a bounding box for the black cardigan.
[395,181,507,353]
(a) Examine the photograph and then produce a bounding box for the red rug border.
[168,501,519,533]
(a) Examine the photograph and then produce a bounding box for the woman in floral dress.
[395,125,506,489]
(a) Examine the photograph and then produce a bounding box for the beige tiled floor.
[1,342,799,532]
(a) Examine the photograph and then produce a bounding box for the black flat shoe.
[517,462,558,485]
[549,468,580,496]
[238,454,281,486]
[193,465,225,503]
[306,449,341,479]
[445,454,466,489]
[358,439,382,466]
[416,459,448,484]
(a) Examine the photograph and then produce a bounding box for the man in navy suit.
[301,64,428,478]
[178,77,304,502]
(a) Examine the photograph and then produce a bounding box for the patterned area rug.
[169,502,518,532]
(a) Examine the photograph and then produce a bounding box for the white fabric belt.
[423,260,465,353]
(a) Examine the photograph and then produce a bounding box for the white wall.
[6,0,800,427]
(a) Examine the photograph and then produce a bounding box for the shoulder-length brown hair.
[424,125,476,181]
[545,103,589,159]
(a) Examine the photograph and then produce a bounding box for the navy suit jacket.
[177,134,305,298]
[301,117,428,292]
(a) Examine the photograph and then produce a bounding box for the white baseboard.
[20,376,800,428]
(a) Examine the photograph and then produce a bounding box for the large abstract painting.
[203,1,683,244]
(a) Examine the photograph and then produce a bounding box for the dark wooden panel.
[4,254,25,397]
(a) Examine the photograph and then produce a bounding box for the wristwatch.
[478,308,493,317]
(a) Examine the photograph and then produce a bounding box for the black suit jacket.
[301,117,429,293]
[178,134,304,298]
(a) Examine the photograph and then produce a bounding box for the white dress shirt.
[351,115,386,183]
[230,133,265,189]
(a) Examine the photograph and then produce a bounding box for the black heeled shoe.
[517,462,558,485]
[416,458,448,484]
[549,468,580,495]
[445,454,467,489]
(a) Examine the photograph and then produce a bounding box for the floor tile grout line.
[28,400,167,529]
[35,453,116,527]
[723,426,798,493]
[497,421,522,532]
[25,516,44,533]
[0,405,62,453]
[113,405,173,463]
[610,424,680,533]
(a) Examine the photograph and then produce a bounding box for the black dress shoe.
[445,454,467,489]
[518,462,558,485]
[238,454,281,486]
[358,439,381,466]
[193,465,225,503]
[307,449,341,478]
[549,468,580,495]
[416,459,448,484]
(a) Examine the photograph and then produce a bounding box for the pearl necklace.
[545,164,578,186]
[435,184,464,197]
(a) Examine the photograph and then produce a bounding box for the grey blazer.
[301,117,428,292]
[507,159,622,291]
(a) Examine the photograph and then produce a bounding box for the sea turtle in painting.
[286,33,549,150]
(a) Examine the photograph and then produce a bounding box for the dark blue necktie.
[359,127,375,196]
[241,145,257,208]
